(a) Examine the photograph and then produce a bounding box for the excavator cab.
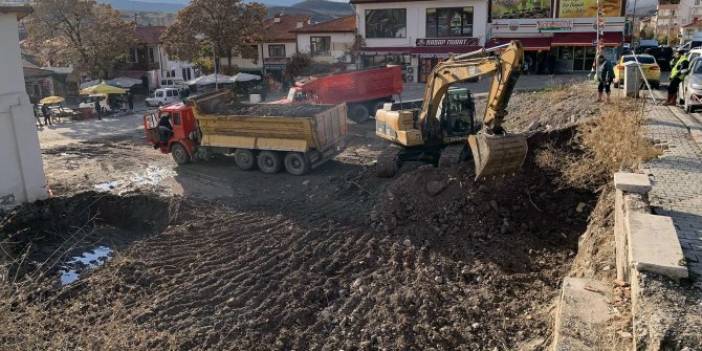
[439,87,478,138]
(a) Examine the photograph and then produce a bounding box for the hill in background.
[101,0,353,21]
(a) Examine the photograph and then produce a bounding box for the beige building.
[654,3,679,44]
[0,2,48,208]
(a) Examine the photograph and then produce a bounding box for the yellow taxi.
[613,54,661,88]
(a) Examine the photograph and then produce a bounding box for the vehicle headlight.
[692,83,702,90]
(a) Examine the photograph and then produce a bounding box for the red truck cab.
[144,102,198,164]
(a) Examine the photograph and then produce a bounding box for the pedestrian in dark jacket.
[41,104,52,126]
[95,98,102,120]
[127,91,134,111]
[595,55,615,103]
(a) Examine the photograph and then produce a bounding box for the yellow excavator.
[375,41,528,178]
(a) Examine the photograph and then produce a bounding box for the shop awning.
[551,32,623,47]
[486,37,552,51]
[359,45,482,55]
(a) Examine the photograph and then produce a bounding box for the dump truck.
[277,66,404,123]
[144,90,348,175]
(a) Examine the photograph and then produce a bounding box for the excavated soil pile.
[0,130,595,350]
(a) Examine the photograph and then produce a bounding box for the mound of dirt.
[475,82,601,133]
[0,129,599,350]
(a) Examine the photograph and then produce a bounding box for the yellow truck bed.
[192,91,348,154]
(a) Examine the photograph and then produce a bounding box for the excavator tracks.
[438,144,467,168]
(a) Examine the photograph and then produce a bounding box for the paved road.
[643,105,702,281]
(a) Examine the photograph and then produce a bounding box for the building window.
[426,7,473,37]
[310,36,331,56]
[365,9,407,38]
[268,44,286,58]
[148,47,155,63]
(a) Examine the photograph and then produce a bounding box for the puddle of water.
[94,181,121,192]
[59,245,113,285]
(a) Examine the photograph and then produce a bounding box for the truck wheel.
[348,104,370,123]
[171,143,191,165]
[234,149,256,170]
[257,151,282,174]
[284,152,310,175]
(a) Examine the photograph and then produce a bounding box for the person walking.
[95,98,102,120]
[127,91,134,111]
[595,55,615,103]
[41,103,52,126]
[666,49,689,105]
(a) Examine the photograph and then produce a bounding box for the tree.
[161,0,266,73]
[26,0,136,79]
[284,53,312,81]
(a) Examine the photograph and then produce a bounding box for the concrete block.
[553,278,611,351]
[614,172,652,194]
[627,213,688,280]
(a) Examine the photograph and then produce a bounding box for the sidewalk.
[642,105,702,280]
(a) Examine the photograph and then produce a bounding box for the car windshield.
[694,61,702,74]
[622,56,656,64]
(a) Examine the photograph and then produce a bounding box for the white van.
[160,78,186,89]
[145,88,181,107]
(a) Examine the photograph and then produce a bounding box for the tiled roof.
[292,16,355,33]
[264,15,311,42]
[135,26,166,44]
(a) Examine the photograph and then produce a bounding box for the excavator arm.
[419,41,528,178]
[419,41,523,139]
[373,41,528,178]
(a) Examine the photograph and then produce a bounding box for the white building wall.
[355,0,489,47]
[0,11,48,208]
[296,32,355,63]
[678,0,702,27]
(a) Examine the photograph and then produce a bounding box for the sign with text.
[492,0,552,20]
[558,0,621,18]
[536,20,573,32]
[416,38,479,47]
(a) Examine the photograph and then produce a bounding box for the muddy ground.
[1,87,605,350]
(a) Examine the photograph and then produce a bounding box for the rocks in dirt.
[576,202,587,213]
[426,180,448,196]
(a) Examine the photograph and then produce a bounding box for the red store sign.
[416,38,479,47]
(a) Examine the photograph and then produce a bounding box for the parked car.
[613,54,661,89]
[78,94,112,113]
[145,88,181,107]
[679,57,702,113]
[686,48,702,62]
[160,78,186,89]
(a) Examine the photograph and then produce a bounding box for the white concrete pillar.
[0,6,48,209]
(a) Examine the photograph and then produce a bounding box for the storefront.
[352,0,489,83]
[359,39,482,82]
[488,18,626,72]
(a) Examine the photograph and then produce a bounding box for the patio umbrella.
[79,79,101,89]
[80,81,127,95]
[39,96,65,105]
[108,76,142,88]
[186,73,234,86]
[232,73,261,82]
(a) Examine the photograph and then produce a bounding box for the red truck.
[279,66,404,123]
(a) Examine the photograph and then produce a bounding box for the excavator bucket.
[468,132,528,179]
